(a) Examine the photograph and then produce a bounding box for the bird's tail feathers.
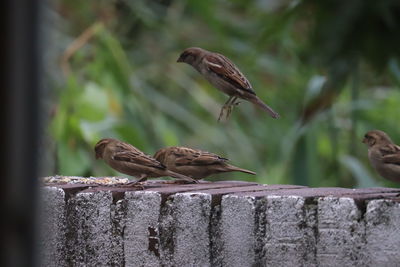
[249,96,280,119]
[167,170,198,183]
[226,165,256,175]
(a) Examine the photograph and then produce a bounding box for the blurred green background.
[43,0,400,187]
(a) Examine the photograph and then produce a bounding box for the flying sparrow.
[177,47,279,121]
[94,138,198,184]
[362,130,400,183]
[153,146,256,180]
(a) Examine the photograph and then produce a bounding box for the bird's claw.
[218,103,236,122]
[175,179,199,184]
[119,180,146,189]
[218,105,228,122]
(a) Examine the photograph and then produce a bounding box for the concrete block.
[160,193,211,267]
[124,191,162,267]
[110,197,126,266]
[39,187,67,267]
[365,199,400,266]
[263,195,317,267]
[218,195,259,267]
[66,191,123,266]
[317,197,364,267]
[39,180,400,267]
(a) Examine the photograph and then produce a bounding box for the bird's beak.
[362,138,367,144]
[177,55,183,62]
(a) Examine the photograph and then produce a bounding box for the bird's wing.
[113,150,165,169]
[203,53,255,94]
[381,144,400,165]
[153,147,168,163]
[172,147,228,166]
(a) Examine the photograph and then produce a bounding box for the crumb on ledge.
[42,175,130,186]
[41,175,205,187]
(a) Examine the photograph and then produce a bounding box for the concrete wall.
[40,177,400,267]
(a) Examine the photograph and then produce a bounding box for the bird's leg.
[134,174,148,183]
[173,178,199,184]
[218,96,234,121]
[124,174,148,187]
[226,97,238,119]
[185,178,199,184]
[232,98,241,106]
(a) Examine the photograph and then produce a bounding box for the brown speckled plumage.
[177,47,279,120]
[154,146,256,180]
[95,138,197,183]
[362,130,400,182]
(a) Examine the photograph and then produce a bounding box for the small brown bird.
[177,47,279,121]
[153,146,256,180]
[94,138,198,183]
[362,130,400,182]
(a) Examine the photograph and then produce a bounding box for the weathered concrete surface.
[124,191,162,266]
[317,197,364,267]
[263,196,317,267]
[219,195,259,267]
[365,199,400,266]
[39,187,67,267]
[163,193,211,266]
[40,177,400,267]
[66,191,123,266]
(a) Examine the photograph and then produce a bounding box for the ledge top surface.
[42,176,400,202]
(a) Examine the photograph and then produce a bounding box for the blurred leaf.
[303,75,326,104]
[389,58,400,86]
[50,107,67,140]
[340,155,379,188]
[76,82,108,121]
[113,124,150,150]
[57,142,91,175]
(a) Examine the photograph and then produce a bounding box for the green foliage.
[301,0,400,69]
[46,0,400,187]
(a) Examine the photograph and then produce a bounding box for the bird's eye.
[182,52,189,59]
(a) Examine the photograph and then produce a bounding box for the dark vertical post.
[1,0,42,266]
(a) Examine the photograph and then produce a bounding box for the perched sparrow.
[362,130,400,182]
[153,146,256,180]
[94,138,197,183]
[177,47,279,121]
